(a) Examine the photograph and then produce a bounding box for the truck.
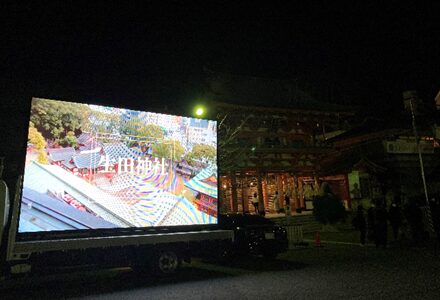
[0,97,233,278]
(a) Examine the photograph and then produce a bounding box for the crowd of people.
[352,196,440,247]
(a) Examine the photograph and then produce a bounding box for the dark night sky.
[1,1,440,114]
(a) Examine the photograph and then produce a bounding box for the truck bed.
[12,229,233,253]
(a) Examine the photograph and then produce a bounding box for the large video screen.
[19,98,218,233]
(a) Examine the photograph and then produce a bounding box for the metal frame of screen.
[16,97,218,240]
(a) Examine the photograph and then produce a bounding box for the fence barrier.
[285,224,304,249]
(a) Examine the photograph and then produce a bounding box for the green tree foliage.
[82,109,121,137]
[37,151,48,164]
[312,182,346,224]
[28,125,45,150]
[120,111,165,139]
[185,144,216,166]
[60,131,78,148]
[28,124,48,164]
[120,113,165,142]
[142,124,165,139]
[30,98,89,139]
[152,140,185,161]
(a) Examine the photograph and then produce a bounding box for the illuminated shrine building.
[210,75,440,214]
[204,71,357,214]
[203,77,354,215]
[215,100,355,214]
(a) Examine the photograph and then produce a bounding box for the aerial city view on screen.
[19,98,218,233]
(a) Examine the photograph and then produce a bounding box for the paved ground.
[1,242,439,299]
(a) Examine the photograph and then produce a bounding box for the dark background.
[2,2,439,112]
[1,1,439,180]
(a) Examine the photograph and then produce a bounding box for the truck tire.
[152,249,181,275]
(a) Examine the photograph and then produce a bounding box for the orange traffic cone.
[315,231,322,247]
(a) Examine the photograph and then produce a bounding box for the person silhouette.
[352,205,367,246]
[251,192,259,214]
[388,202,402,241]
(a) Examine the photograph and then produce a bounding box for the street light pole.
[408,97,430,205]
[404,91,435,235]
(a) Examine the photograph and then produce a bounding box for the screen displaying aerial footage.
[18,98,218,233]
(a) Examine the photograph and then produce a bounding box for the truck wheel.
[153,250,181,275]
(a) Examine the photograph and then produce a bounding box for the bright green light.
[196,107,204,116]
[194,105,206,117]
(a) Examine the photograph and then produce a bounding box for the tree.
[185,144,216,166]
[60,131,78,148]
[82,109,121,138]
[28,123,48,164]
[142,124,165,139]
[152,140,185,161]
[30,98,89,140]
[120,111,165,142]
[312,182,346,224]
[217,113,251,173]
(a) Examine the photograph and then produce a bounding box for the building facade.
[214,102,355,214]
[201,69,356,214]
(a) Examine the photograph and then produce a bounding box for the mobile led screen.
[19,98,218,233]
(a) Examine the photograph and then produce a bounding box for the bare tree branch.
[217,112,251,173]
